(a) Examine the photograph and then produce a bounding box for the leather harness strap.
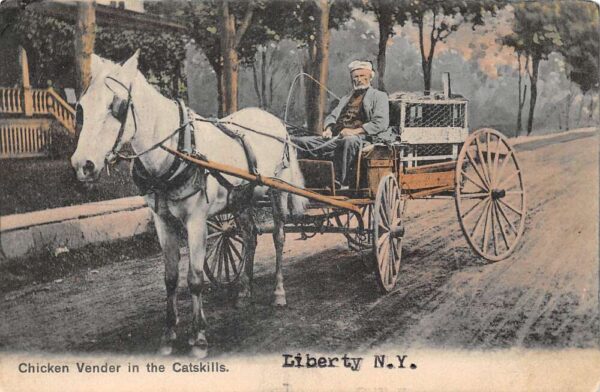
[214,122,259,177]
[132,100,198,200]
[132,101,264,212]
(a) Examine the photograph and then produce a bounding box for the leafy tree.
[554,1,599,126]
[1,8,75,89]
[0,4,187,98]
[502,2,562,135]
[168,0,275,116]
[95,27,187,98]
[400,0,504,95]
[262,0,353,134]
[360,0,409,91]
[250,43,298,111]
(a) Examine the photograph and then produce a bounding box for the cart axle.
[389,224,405,239]
[491,189,506,200]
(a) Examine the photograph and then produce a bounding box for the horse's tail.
[281,140,308,218]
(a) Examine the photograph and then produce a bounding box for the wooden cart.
[168,92,526,293]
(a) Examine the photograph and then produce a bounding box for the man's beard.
[353,82,370,91]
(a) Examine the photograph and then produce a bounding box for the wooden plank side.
[298,159,335,193]
[401,170,455,191]
[404,160,456,174]
[407,185,455,198]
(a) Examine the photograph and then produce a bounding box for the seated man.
[292,60,392,187]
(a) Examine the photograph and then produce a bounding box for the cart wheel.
[455,128,526,261]
[203,213,245,287]
[373,174,404,293]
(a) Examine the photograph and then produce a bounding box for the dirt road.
[1,131,598,356]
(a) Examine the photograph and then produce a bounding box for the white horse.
[71,50,306,357]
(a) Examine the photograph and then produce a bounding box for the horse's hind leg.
[153,212,181,356]
[235,207,257,308]
[186,211,209,358]
[269,191,287,306]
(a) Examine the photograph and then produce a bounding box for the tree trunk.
[305,0,330,135]
[303,52,314,128]
[171,61,180,97]
[557,107,562,131]
[74,0,96,97]
[576,92,586,127]
[516,53,528,137]
[216,66,225,117]
[261,49,267,108]
[219,0,238,116]
[526,56,540,136]
[376,9,393,92]
[417,17,435,95]
[423,59,433,94]
[565,81,573,131]
[251,61,262,107]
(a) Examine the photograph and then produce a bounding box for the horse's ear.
[104,50,140,97]
[120,50,140,80]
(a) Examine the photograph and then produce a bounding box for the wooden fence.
[0,118,52,158]
[0,87,75,158]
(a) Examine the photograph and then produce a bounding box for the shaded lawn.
[0,157,139,215]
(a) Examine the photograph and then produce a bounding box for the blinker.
[75,104,84,134]
[111,95,129,122]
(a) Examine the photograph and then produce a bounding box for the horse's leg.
[153,212,181,356]
[235,207,257,308]
[185,211,209,358]
[269,191,287,306]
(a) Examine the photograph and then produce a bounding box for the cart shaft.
[164,147,362,214]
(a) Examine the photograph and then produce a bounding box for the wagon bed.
[165,91,526,294]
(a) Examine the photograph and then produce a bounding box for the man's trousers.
[291,135,366,186]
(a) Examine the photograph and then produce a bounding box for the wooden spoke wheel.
[334,204,373,251]
[455,128,526,261]
[373,174,404,293]
[203,213,245,287]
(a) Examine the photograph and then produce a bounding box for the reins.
[102,73,340,168]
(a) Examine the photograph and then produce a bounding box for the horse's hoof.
[189,336,209,359]
[158,344,173,356]
[190,345,208,358]
[273,295,287,307]
[159,330,176,355]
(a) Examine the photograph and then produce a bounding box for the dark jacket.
[324,86,394,143]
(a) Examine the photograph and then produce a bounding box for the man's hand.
[322,127,333,139]
[339,127,365,138]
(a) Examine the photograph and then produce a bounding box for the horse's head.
[71,50,140,182]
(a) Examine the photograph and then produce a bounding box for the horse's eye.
[75,104,84,133]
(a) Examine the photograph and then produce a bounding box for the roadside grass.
[0,157,139,215]
[0,233,161,295]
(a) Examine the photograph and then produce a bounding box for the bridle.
[104,76,138,164]
[91,75,188,164]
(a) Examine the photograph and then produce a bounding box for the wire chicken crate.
[389,88,469,168]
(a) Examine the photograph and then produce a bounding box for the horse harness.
[103,76,273,212]
[128,100,261,212]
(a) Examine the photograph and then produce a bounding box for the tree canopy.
[0,5,187,97]
[502,2,563,134]
[399,0,505,93]
[554,1,599,94]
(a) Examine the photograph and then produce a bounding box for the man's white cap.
[348,60,374,73]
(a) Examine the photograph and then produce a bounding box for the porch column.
[19,46,33,116]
